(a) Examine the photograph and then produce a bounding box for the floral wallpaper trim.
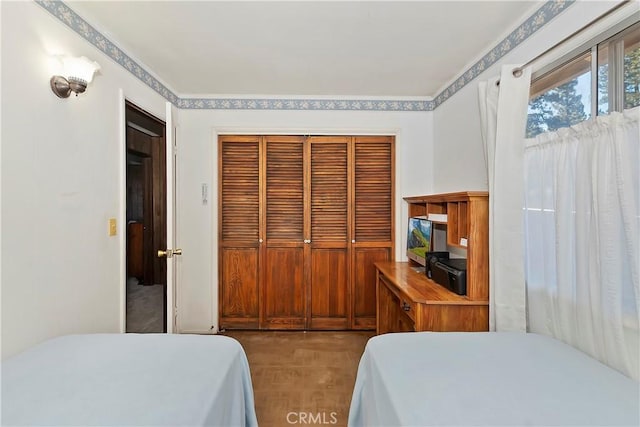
[36,0,573,112]
[177,98,433,111]
[433,0,575,108]
[36,0,180,105]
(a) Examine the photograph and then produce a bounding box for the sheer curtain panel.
[478,65,532,332]
[524,107,640,380]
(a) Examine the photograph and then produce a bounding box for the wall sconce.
[50,55,100,98]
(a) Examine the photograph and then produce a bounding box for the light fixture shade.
[59,55,100,84]
[50,55,101,98]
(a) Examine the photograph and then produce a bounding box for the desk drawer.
[399,295,416,322]
[380,274,416,322]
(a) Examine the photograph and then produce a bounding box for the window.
[527,52,591,137]
[522,16,640,380]
[623,30,640,108]
[598,22,640,113]
[526,21,640,138]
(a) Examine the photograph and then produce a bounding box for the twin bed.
[1,334,258,426]
[348,332,639,426]
[3,332,638,426]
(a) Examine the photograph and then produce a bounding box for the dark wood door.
[150,136,166,286]
[219,136,261,329]
[125,101,167,332]
[127,222,144,279]
[351,136,395,329]
[125,112,166,287]
[262,136,306,329]
[125,149,153,285]
[308,136,350,329]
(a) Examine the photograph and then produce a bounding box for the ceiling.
[67,1,542,97]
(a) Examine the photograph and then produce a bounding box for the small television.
[406,216,432,266]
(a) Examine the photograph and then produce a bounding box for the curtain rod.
[498,0,631,84]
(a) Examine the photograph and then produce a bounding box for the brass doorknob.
[158,248,182,258]
[158,249,173,258]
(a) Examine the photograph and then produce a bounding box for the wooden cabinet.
[376,191,489,333]
[219,135,394,331]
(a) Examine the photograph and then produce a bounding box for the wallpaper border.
[35,0,573,111]
[433,0,575,108]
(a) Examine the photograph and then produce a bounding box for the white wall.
[0,0,433,348]
[432,1,634,193]
[0,1,167,359]
[6,0,630,350]
[176,109,433,332]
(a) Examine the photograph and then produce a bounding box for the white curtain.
[524,107,640,380]
[478,65,531,332]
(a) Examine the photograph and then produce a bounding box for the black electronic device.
[431,258,467,295]
[424,251,450,279]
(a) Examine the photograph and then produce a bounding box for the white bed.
[349,332,639,426]
[1,334,258,426]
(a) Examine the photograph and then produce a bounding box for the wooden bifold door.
[219,135,394,330]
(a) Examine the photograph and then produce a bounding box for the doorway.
[125,101,167,333]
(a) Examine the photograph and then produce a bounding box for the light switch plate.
[202,183,208,205]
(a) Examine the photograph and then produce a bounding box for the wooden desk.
[375,261,488,333]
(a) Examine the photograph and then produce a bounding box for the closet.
[219,135,394,330]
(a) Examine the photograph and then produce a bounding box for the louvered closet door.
[308,136,350,330]
[351,136,395,329]
[219,136,261,329]
[262,136,306,329]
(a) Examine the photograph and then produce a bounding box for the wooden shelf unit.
[376,191,489,333]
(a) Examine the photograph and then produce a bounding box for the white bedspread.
[1,334,258,426]
[349,332,639,426]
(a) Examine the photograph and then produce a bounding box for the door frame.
[118,90,169,333]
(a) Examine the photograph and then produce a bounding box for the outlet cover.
[109,218,117,236]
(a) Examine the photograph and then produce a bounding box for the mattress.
[1,334,258,426]
[349,332,639,426]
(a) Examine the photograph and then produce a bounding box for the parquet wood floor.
[224,331,374,427]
